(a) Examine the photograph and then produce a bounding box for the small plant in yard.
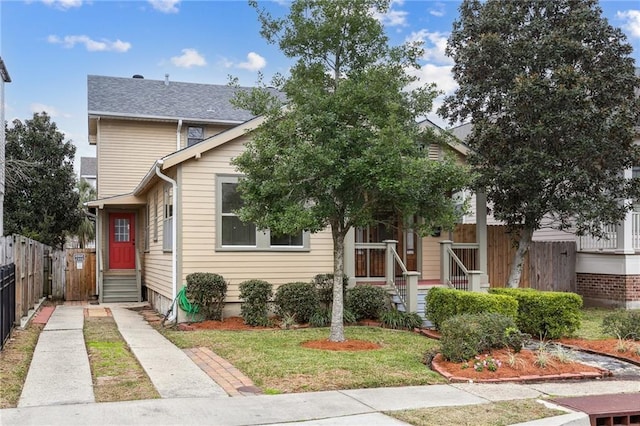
[185,272,227,320]
[632,343,640,357]
[551,345,575,364]
[345,285,388,321]
[239,279,273,327]
[473,354,502,372]
[534,350,552,368]
[615,339,630,353]
[380,309,423,330]
[601,310,640,341]
[506,350,526,370]
[274,281,319,324]
[279,312,297,329]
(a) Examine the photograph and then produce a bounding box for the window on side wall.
[163,184,173,251]
[145,204,150,251]
[187,126,204,147]
[216,175,308,251]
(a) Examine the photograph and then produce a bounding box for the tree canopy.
[5,112,81,248]
[439,0,640,287]
[233,0,469,341]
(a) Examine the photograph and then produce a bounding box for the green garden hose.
[177,286,199,321]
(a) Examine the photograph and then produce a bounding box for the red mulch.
[431,348,609,382]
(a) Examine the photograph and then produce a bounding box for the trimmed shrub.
[490,288,582,339]
[313,273,349,308]
[439,312,524,362]
[380,310,423,330]
[274,281,319,324]
[425,286,518,329]
[185,272,227,321]
[602,310,640,340]
[309,308,357,327]
[239,279,273,327]
[345,285,388,321]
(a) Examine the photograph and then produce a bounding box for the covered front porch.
[87,194,146,303]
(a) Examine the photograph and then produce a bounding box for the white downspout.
[176,119,183,151]
[155,160,178,320]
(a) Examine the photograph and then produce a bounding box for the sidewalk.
[2,303,639,426]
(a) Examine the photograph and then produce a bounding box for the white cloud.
[171,48,207,68]
[429,2,446,17]
[617,10,640,38]
[407,30,452,65]
[237,52,266,72]
[47,35,131,52]
[371,0,408,28]
[148,0,180,14]
[408,63,457,95]
[41,0,83,10]
[29,103,71,118]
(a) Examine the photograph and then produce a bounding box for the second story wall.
[97,118,176,198]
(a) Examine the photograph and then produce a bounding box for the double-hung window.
[163,184,173,251]
[216,175,308,250]
[187,126,204,147]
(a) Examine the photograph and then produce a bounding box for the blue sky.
[1,0,639,174]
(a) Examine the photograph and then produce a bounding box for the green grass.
[160,326,445,393]
[572,308,625,340]
[0,324,43,408]
[84,317,159,402]
[388,399,566,426]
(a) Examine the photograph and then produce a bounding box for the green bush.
[313,273,349,308]
[602,310,640,340]
[345,285,388,321]
[439,312,524,362]
[380,310,423,330]
[490,288,582,339]
[239,279,273,327]
[274,282,319,324]
[425,287,518,329]
[309,308,356,327]
[185,272,227,320]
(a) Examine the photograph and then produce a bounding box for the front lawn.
[160,326,445,393]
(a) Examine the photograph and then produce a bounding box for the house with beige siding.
[86,74,490,318]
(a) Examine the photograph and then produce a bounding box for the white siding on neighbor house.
[462,192,576,241]
[143,183,173,299]
[97,119,176,198]
[145,137,333,302]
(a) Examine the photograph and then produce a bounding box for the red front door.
[109,213,136,269]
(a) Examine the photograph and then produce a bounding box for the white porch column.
[440,240,452,285]
[616,167,634,254]
[406,271,419,313]
[476,191,488,274]
[383,240,398,286]
[344,228,356,287]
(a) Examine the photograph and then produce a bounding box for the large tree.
[439,0,640,287]
[232,0,469,341]
[5,112,81,248]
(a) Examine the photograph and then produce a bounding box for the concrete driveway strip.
[109,306,227,399]
[1,391,376,426]
[340,384,488,411]
[18,306,94,407]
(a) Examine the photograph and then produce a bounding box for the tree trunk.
[507,227,533,288]
[329,224,346,342]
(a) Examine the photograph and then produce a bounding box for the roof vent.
[132,74,144,79]
[165,73,169,86]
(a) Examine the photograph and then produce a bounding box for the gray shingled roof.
[80,156,97,177]
[88,75,270,123]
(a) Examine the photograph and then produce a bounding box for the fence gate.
[65,249,96,301]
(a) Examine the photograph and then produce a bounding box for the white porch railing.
[440,241,488,292]
[383,240,419,313]
[578,212,640,251]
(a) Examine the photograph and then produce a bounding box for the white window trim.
[163,183,173,252]
[215,175,310,252]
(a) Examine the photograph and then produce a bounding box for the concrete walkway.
[3,302,640,426]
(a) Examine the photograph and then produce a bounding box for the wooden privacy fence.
[453,224,577,291]
[0,235,65,327]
